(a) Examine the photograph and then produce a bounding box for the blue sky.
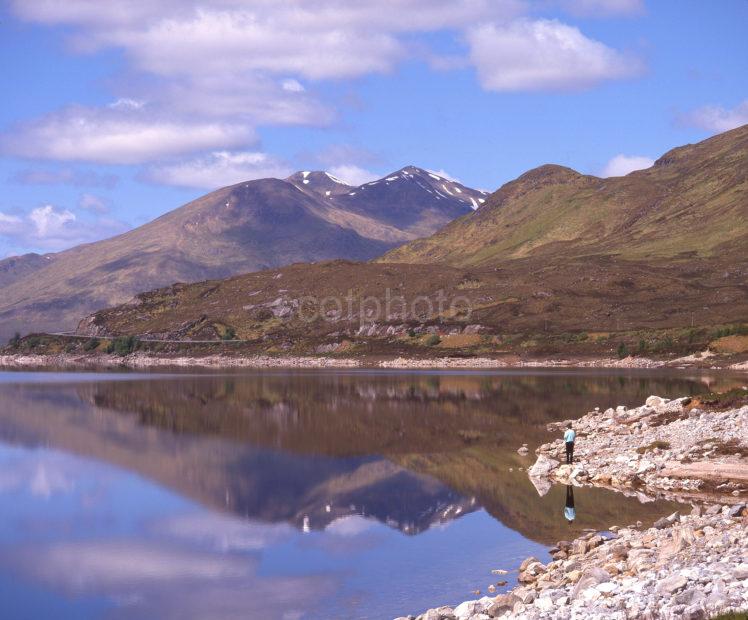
[0,0,746,257]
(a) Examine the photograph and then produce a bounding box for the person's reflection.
[564,485,576,524]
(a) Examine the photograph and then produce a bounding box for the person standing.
[564,423,576,464]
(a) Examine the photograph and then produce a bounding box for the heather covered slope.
[382,125,748,266]
[71,128,748,349]
[76,256,747,351]
[0,167,476,340]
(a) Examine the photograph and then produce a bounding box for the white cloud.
[153,513,293,552]
[2,106,255,165]
[29,205,76,237]
[10,1,522,86]
[427,168,461,183]
[467,19,642,91]
[600,154,654,177]
[10,168,119,188]
[0,212,22,224]
[558,0,644,17]
[680,100,748,134]
[108,97,145,110]
[327,164,380,186]
[5,0,644,186]
[324,515,377,537]
[0,204,129,252]
[281,79,305,93]
[146,151,293,189]
[149,72,331,125]
[78,193,110,214]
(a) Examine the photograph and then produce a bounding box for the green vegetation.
[424,334,441,346]
[83,338,100,351]
[222,326,237,341]
[709,612,747,620]
[9,332,21,348]
[106,335,139,356]
[457,429,485,443]
[712,324,748,338]
[616,342,629,359]
[696,387,748,411]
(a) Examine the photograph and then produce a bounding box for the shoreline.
[1,351,746,372]
[404,394,748,620]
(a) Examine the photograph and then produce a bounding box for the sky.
[0,0,746,258]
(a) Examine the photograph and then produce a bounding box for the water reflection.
[564,486,576,524]
[0,369,740,618]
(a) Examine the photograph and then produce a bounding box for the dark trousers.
[565,441,574,464]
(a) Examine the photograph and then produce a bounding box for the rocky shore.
[0,352,361,370]
[402,394,748,620]
[401,505,747,620]
[529,394,748,502]
[0,352,742,371]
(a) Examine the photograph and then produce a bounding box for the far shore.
[0,351,746,372]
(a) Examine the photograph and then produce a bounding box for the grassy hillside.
[382,125,748,266]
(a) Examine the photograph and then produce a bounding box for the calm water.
[0,369,742,620]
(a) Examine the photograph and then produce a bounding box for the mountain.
[71,127,748,346]
[382,125,748,266]
[0,167,482,340]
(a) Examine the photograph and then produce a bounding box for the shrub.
[616,342,629,359]
[83,338,100,351]
[424,334,441,346]
[107,336,138,356]
[637,339,648,354]
[712,324,748,339]
[407,328,417,338]
[9,332,21,348]
[222,326,237,341]
[652,334,675,353]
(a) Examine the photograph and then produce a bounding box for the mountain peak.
[353,166,488,209]
[515,164,581,184]
[286,170,353,198]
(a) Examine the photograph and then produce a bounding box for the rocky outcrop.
[403,392,748,620]
[533,394,748,501]
[404,505,748,620]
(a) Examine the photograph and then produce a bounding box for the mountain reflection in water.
[0,369,740,619]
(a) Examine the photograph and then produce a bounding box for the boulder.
[519,557,540,572]
[571,567,610,599]
[528,455,559,478]
[485,594,518,616]
[646,395,667,407]
[655,573,688,595]
[727,504,746,518]
[453,600,482,620]
[528,474,552,496]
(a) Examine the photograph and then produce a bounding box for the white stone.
[453,600,482,619]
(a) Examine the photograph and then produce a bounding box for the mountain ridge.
[382,125,748,266]
[68,126,748,348]
[0,166,479,340]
